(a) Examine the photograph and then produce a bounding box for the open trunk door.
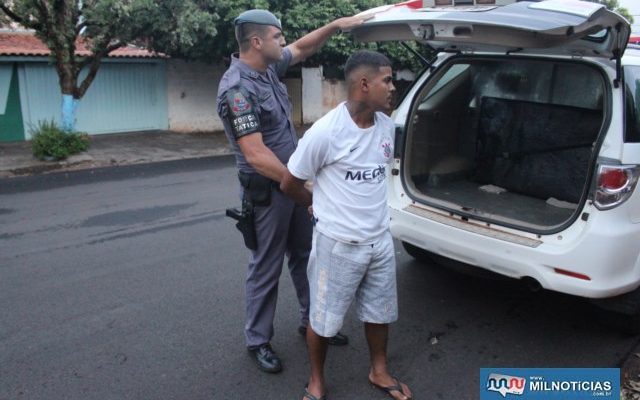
[349,0,630,60]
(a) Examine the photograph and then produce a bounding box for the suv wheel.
[401,241,434,263]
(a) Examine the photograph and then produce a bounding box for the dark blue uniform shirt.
[216,48,298,173]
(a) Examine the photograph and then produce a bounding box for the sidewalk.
[0,130,232,178]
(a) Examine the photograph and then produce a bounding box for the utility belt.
[238,171,276,207]
[225,171,276,251]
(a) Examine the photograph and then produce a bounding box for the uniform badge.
[231,91,252,116]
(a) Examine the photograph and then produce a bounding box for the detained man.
[281,50,412,400]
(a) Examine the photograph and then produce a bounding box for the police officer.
[216,9,368,373]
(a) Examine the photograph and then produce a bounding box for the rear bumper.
[390,205,640,299]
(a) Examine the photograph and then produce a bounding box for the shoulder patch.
[222,86,261,139]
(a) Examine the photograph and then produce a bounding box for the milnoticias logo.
[344,165,386,182]
[481,369,618,399]
[486,373,526,397]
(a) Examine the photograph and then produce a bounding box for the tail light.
[395,0,423,8]
[357,0,422,17]
[594,164,640,210]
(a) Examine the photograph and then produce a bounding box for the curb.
[0,130,234,179]
[0,150,234,179]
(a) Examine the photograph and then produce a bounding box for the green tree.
[188,0,427,73]
[0,0,219,131]
[280,0,422,70]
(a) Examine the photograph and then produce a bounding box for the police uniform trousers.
[244,186,312,347]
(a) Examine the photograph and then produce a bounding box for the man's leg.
[245,197,290,346]
[245,190,293,373]
[287,203,349,346]
[303,232,363,398]
[365,322,390,377]
[365,323,412,400]
[360,231,411,399]
[286,201,312,328]
[304,326,329,399]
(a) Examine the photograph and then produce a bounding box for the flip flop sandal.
[369,377,412,400]
[303,386,327,400]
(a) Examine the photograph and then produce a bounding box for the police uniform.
[216,40,312,348]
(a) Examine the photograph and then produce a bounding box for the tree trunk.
[58,61,78,132]
[60,94,78,132]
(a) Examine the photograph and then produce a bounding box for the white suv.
[351,0,640,331]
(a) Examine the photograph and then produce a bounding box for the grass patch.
[30,120,89,161]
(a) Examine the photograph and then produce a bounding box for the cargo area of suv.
[349,0,640,332]
[402,57,606,232]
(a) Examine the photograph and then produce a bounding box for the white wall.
[320,78,348,116]
[167,59,224,132]
[168,60,307,132]
[302,67,325,123]
[302,67,348,124]
[168,63,414,132]
[302,67,416,124]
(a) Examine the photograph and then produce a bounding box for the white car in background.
[351,0,640,332]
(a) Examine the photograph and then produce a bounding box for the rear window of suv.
[625,65,640,143]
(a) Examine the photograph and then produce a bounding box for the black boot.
[248,343,282,373]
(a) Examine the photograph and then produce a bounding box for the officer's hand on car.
[333,14,374,32]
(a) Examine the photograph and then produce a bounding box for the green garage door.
[0,64,25,142]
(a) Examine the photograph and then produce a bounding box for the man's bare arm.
[238,133,288,182]
[287,15,371,66]
[280,170,312,207]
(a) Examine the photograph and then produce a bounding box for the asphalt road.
[1,156,638,400]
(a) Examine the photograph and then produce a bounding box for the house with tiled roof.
[0,28,250,142]
[0,30,161,58]
[0,30,168,141]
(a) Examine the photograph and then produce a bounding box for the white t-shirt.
[287,102,395,244]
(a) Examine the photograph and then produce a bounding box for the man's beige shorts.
[307,230,398,337]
